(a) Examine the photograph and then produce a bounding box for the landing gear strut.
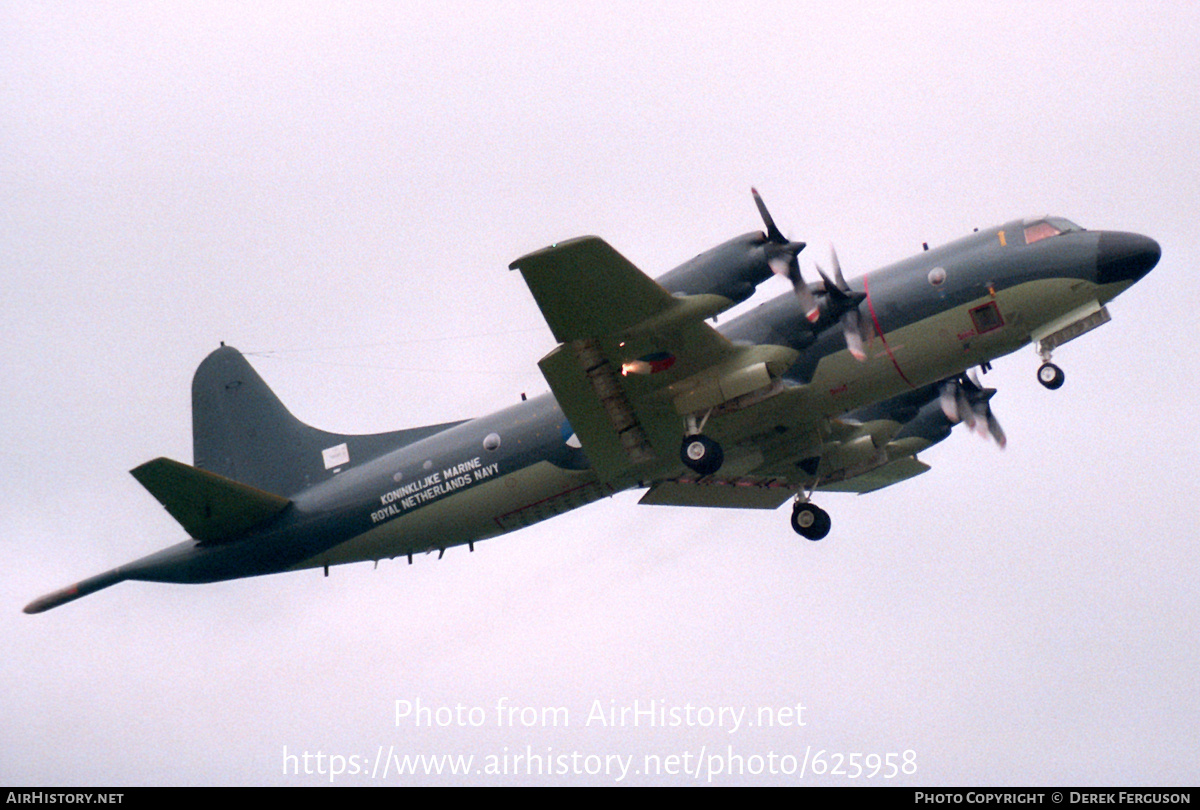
[791,499,831,541]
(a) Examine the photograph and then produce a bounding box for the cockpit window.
[1024,220,1062,244]
[1048,217,1083,233]
[1023,217,1084,245]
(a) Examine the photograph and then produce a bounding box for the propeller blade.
[751,187,785,243]
[939,371,1007,448]
[751,189,817,321]
[788,267,821,322]
[842,309,867,362]
[815,258,851,304]
[986,410,1007,449]
[817,244,869,361]
[940,382,961,423]
[814,260,838,293]
[768,256,795,282]
[957,387,977,430]
[829,244,848,290]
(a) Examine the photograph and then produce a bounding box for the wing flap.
[639,479,794,509]
[819,456,931,494]
[538,341,661,480]
[131,457,291,543]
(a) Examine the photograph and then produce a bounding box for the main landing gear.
[677,417,832,540]
[791,498,831,541]
[680,434,723,476]
[679,410,724,477]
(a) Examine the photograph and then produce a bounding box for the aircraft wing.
[512,237,942,498]
[637,422,932,508]
[511,237,799,482]
[512,237,695,342]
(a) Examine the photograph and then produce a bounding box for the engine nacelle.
[656,232,775,305]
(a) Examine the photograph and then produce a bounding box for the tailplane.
[131,457,291,543]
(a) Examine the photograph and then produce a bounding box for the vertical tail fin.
[191,346,467,496]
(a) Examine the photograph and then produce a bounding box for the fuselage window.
[970,302,1004,334]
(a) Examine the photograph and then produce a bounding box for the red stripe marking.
[864,274,917,389]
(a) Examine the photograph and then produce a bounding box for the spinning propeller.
[751,188,818,322]
[750,190,871,361]
[939,369,1006,448]
[814,244,870,363]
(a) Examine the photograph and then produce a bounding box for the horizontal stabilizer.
[131,457,291,543]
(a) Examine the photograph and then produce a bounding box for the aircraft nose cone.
[1096,231,1161,285]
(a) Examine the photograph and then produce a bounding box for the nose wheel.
[791,501,831,541]
[1037,362,1065,390]
[1035,342,1066,390]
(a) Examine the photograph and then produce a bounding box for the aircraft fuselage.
[24,212,1159,612]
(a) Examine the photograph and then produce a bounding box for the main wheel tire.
[791,503,831,541]
[680,434,723,476]
[811,507,832,540]
[1037,362,1065,390]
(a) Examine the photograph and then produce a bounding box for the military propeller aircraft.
[24,191,1160,613]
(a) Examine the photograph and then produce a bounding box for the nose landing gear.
[1037,361,1065,390]
[1036,343,1066,390]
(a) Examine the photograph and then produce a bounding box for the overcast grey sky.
[3,0,1197,786]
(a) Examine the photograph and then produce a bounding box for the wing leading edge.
[511,237,799,483]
